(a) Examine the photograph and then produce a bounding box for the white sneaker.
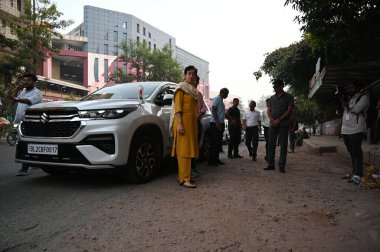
[16,170,28,176]
[288,149,295,153]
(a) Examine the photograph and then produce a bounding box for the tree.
[285,0,380,64]
[112,39,182,83]
[254,39,337,123]
[13,0,73,73]
[0,0,72,118]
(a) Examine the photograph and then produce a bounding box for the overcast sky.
[56,0,302,106]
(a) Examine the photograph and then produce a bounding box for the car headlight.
[78,107,137,119]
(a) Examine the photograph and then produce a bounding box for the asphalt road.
[1,138,380,251]
[0,138,149,251]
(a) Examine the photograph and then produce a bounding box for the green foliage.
[13,0,73,73]
[285,0,380,64]
[112,39,182,83]
[258,40,317,97]
[0,0,72,117]
[255,39,338,123]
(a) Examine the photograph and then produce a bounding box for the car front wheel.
[125,136,161,183]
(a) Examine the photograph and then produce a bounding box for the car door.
[154,84,176,152]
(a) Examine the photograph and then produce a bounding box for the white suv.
[15,82,211,183]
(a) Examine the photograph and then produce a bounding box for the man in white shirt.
[14,73,43,176]
[242,100,261,161]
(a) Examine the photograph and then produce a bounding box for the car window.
[81,82,161,101]
[154,85,176,102]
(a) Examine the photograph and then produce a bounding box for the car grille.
[21,108,82,138]
[21,121,81,137]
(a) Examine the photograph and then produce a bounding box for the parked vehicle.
[15,82,211,183]
[7,123,19,146]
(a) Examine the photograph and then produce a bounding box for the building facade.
[38,5,210,100]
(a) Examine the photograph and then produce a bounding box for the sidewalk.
[304,135,380,169]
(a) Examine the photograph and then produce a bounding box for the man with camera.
[340,80,370,184]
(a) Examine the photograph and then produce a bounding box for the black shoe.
[279,167,285,173]
[217,160,225,165]
[264,156,268,161]
[234,154,243,158]
[264,165,275,170]
[227,154,235,159]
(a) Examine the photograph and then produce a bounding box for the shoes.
[217,160,225,165]
[264,156,268,161]
[227,155,235,159]
[180,181,196,188]
[264,166,275,170]
[252,157,257,161]
[16,169,28,176]
[249,152,252,157]
[279,167,285,173]
[234,154,244,158]
[353,175,361,185]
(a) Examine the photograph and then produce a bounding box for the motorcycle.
[7,123,19,146]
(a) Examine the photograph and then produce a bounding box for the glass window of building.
[113,60,118,74]
[149,41,151,50]
[137,23,140,33]
[104,31,108,40]
[104,44,108,54]
[114,45,118,56]
[148,32,151,39]
[143,27,146,36]
[113,31,118,42]
[137,36,140,43]
[17,0,21,11]
[123,22,127,29]
[169,39,172,47]
[94,58,99,82]
[104,59,109,82]
[123,32,127,41]
[154,44,156,50]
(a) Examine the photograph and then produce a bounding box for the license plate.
[27,144,58,155]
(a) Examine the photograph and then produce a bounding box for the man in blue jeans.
[264,79,294,173]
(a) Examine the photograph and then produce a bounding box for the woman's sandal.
[180,181,196,188]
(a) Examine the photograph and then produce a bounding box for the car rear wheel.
[125,136,161,183]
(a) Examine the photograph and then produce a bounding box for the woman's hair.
[184,65,197,75]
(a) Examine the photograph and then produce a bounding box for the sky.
[55,0,302,107]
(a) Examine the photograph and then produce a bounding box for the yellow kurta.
[171,90,199,158]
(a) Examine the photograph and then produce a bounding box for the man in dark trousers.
[227,98,243,159]
[208,88,230,166]
[264,79,294,173]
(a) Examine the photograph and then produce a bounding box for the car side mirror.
[162,94,173,105]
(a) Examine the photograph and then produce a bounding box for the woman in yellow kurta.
[170,66,199,188]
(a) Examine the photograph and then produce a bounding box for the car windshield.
[81,82,161,101]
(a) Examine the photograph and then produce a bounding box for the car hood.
[29,99,142,111]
